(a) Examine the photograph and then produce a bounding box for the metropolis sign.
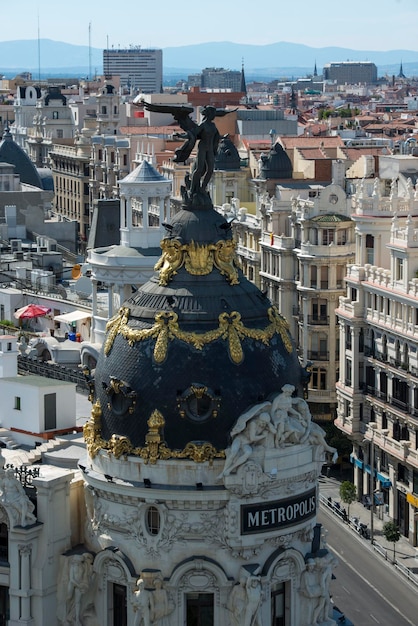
[241,488,316,535]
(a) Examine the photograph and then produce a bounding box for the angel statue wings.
[136,100,236,205]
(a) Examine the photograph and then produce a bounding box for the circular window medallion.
[177,384,221,423]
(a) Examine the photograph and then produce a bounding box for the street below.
[319,509,418,625]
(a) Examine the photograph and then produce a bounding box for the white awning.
[54,310,91,324]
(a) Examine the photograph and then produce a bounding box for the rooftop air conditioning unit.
[10,239,22,253]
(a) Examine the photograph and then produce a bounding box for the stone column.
[108,284,114,319]
[352,327,360,391]
[340,323,346,384]
[18,543,32,621]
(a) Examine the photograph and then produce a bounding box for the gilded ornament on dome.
[213,240,240,285]
[83,404,225,464]
[154,238,240,286]
[154,239,184,285]
[177,385,221,422]
[108,434,133,459]
[103,376,137,416]
[83,400,107,458]
[104,306,293,363]
[184,241,215,275]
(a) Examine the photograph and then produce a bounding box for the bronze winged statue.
[137,100,236,204]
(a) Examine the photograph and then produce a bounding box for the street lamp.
[369,422,378,545]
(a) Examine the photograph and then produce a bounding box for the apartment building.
[48,129,92,242]
[260,182,355,421]
[26,87,75,168]
[335,171,418,545]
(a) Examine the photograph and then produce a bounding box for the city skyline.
[13,0,418,52]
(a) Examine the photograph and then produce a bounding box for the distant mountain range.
[1,39,418,83]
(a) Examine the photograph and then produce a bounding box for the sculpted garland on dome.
[104,305,293,364]
[154,238,240,286]
[83,402,225,464]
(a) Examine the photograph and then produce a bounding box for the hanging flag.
[270,232,274,246]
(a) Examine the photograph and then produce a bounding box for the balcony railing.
[307,350,329,361]
[391,397,409,412]
[307,315,329,325]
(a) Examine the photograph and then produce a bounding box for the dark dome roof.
[93,205,305,455]
[44,87,66,105]
[214,136,241,170]
[0,128,42,188]
[37,168,54,191]
[260,142,292,180]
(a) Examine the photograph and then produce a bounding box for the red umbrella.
[14,304,51,320]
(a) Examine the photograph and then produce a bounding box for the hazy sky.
[14,0,418,51]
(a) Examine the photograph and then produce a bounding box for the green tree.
[339,481,357,517]
[382,521,401,562]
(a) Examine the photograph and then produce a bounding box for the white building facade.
[335,173,418,545]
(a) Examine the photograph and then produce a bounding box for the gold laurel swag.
[104,306,293,363]
[83,405,225,464]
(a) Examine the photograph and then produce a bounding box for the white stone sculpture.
[57,552,95,626]
[227,576,247,625]
[218,402,275,478]
[300,559,323,626]
[243,575,263,626]
[150,575,174,625]
[132,578,152,626]
[0,468,36,527]
[218,384,337,480]
[315,552,338,624]
[271,384,306,446]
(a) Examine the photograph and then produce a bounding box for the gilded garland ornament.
[83,404,224,463]
[104,306,292,363]
[154,238,240,286]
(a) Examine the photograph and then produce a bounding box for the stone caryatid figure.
[57,552,95,626]
[132,578,152,626]
[315,552,338,624]
[150,575,174,625]
[227,576,247,626]
[300,559,323,626]
[139,101,236,204]
[243,575,263,626]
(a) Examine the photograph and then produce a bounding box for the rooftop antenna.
[37,12,41,82]
[89,22,92,81]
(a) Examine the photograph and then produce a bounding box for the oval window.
[146,506,160,536]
